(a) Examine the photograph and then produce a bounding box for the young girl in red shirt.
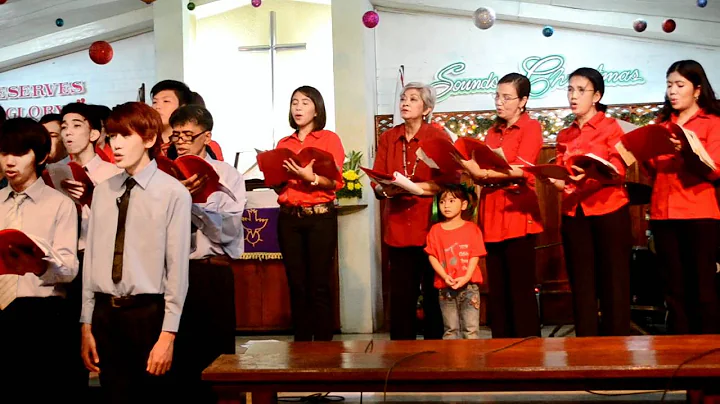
[425,184,486,339]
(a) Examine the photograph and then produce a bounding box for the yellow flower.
[355,182,362,189]
[343,170,359,181]
[347,182,355,191]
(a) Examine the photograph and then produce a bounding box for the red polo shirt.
[374,123,450,247]
[275,129,345,207]
[479,113,544,242]
[648,110,720,220]
[556,111,629,217]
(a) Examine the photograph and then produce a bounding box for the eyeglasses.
[169,130,208,144]
[493,94,520,104]
[567,87,595,96]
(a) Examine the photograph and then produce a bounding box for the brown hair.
[288,86,326,132]
[106,102,163,158]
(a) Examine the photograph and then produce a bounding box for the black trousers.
[0,297,73,404]
[561,205,632,337]
[67,250,90,403]
[172,260,236,403]
[651,219,720,334]
[92,294,170,404]
[486,235,541,338]
[387,246,444,340]
[278,209,338,341]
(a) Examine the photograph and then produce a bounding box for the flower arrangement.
[336,150,364,199]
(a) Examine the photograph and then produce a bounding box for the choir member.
[647,60,720,334]
[275,86,344,341]
[372,82,447,340]
[40,113,69,164]
[80,102,191,404]
[549,67,632,336]
[460,73,543,338]
[59,102,122,400]
[169,104,246,403]
[0,117,79,401]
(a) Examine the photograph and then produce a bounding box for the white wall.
[0,33,155,119]
[190,0,335,174]
[375,11,720,114]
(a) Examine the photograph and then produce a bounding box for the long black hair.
[569,67,607,113]
[658,60,720,122]
[495,73,531,126]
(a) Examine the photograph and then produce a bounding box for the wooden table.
[203,336,720,404]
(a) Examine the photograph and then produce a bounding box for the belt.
[482,181,525,193]
[95,292,163,309]
[279,202,335,217]
[193,255,232,266]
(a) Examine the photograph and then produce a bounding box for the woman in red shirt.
[646,60,720,334]
[460,73,543,338]
[373,82,448,340]
[275,86,345,341]
[550,68,632,336]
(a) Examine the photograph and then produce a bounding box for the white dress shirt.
[78,154,123,251]
[190,155,247,260]
[0,178,79,298]
[81,159,192,332]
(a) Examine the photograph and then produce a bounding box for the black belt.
[279,202,335,217]
[192,255,232,266]
[95,292,163,309]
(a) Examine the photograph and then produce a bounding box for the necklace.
[402,140,418,179]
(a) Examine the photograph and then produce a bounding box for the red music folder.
[669,123,718,178]
[566,153,621,179]
[360,167,424,195]
[41,162,95,206]
[0,229,46,277]
[417,137,512,173]
[615,124,677,166]
[521,164,571,181]
[256,147,343,187]
[156,155,237,204]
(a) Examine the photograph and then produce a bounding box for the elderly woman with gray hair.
[372,82,449,340]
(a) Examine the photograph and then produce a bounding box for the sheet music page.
[415,147,440,169]
[583,153,620,175]
[490,147,508,162]
[682,128,717,170]
[391,172,425,195]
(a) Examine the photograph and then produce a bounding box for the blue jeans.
[438,283,481,339]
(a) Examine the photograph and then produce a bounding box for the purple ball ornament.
[633,18,647,33]
[363,11,379,29]
[251,0,261,7]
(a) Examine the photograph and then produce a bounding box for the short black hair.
[289,86,326,131]
[151,80,193,106]
[191,91,206,107]
[61,102,102,131]
[0,105,5,127]
[39,113,62,125]
[89,104,111,128]
[0,117,51,175]
[169,104,214,132]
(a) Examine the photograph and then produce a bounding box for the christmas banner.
[241,208,282,260]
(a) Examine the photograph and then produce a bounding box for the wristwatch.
[310,174,320,186]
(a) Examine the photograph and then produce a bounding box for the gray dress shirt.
[80,159,192,332]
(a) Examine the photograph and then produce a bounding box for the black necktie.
[112,178,137,284]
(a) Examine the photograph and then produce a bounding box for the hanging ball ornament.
[633,18,647,32]
[698,0,708,7]
[141,0,156,3]
[251,0,262,7]
[662,18,676,33]
[542,25,554,37]
[89,41,114,65]
[187,1,195,10]
[0,0,7,4]
[362,11,379,29]
[472,7,496,30]
[55,18,64,27]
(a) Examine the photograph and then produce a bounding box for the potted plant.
[336,150,364,205]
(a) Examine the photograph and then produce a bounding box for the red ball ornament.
[362,11,379,29]
[141,0,156,4]
[662,19,676,33]
[89,41,114,65]
[0,0,7,4]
